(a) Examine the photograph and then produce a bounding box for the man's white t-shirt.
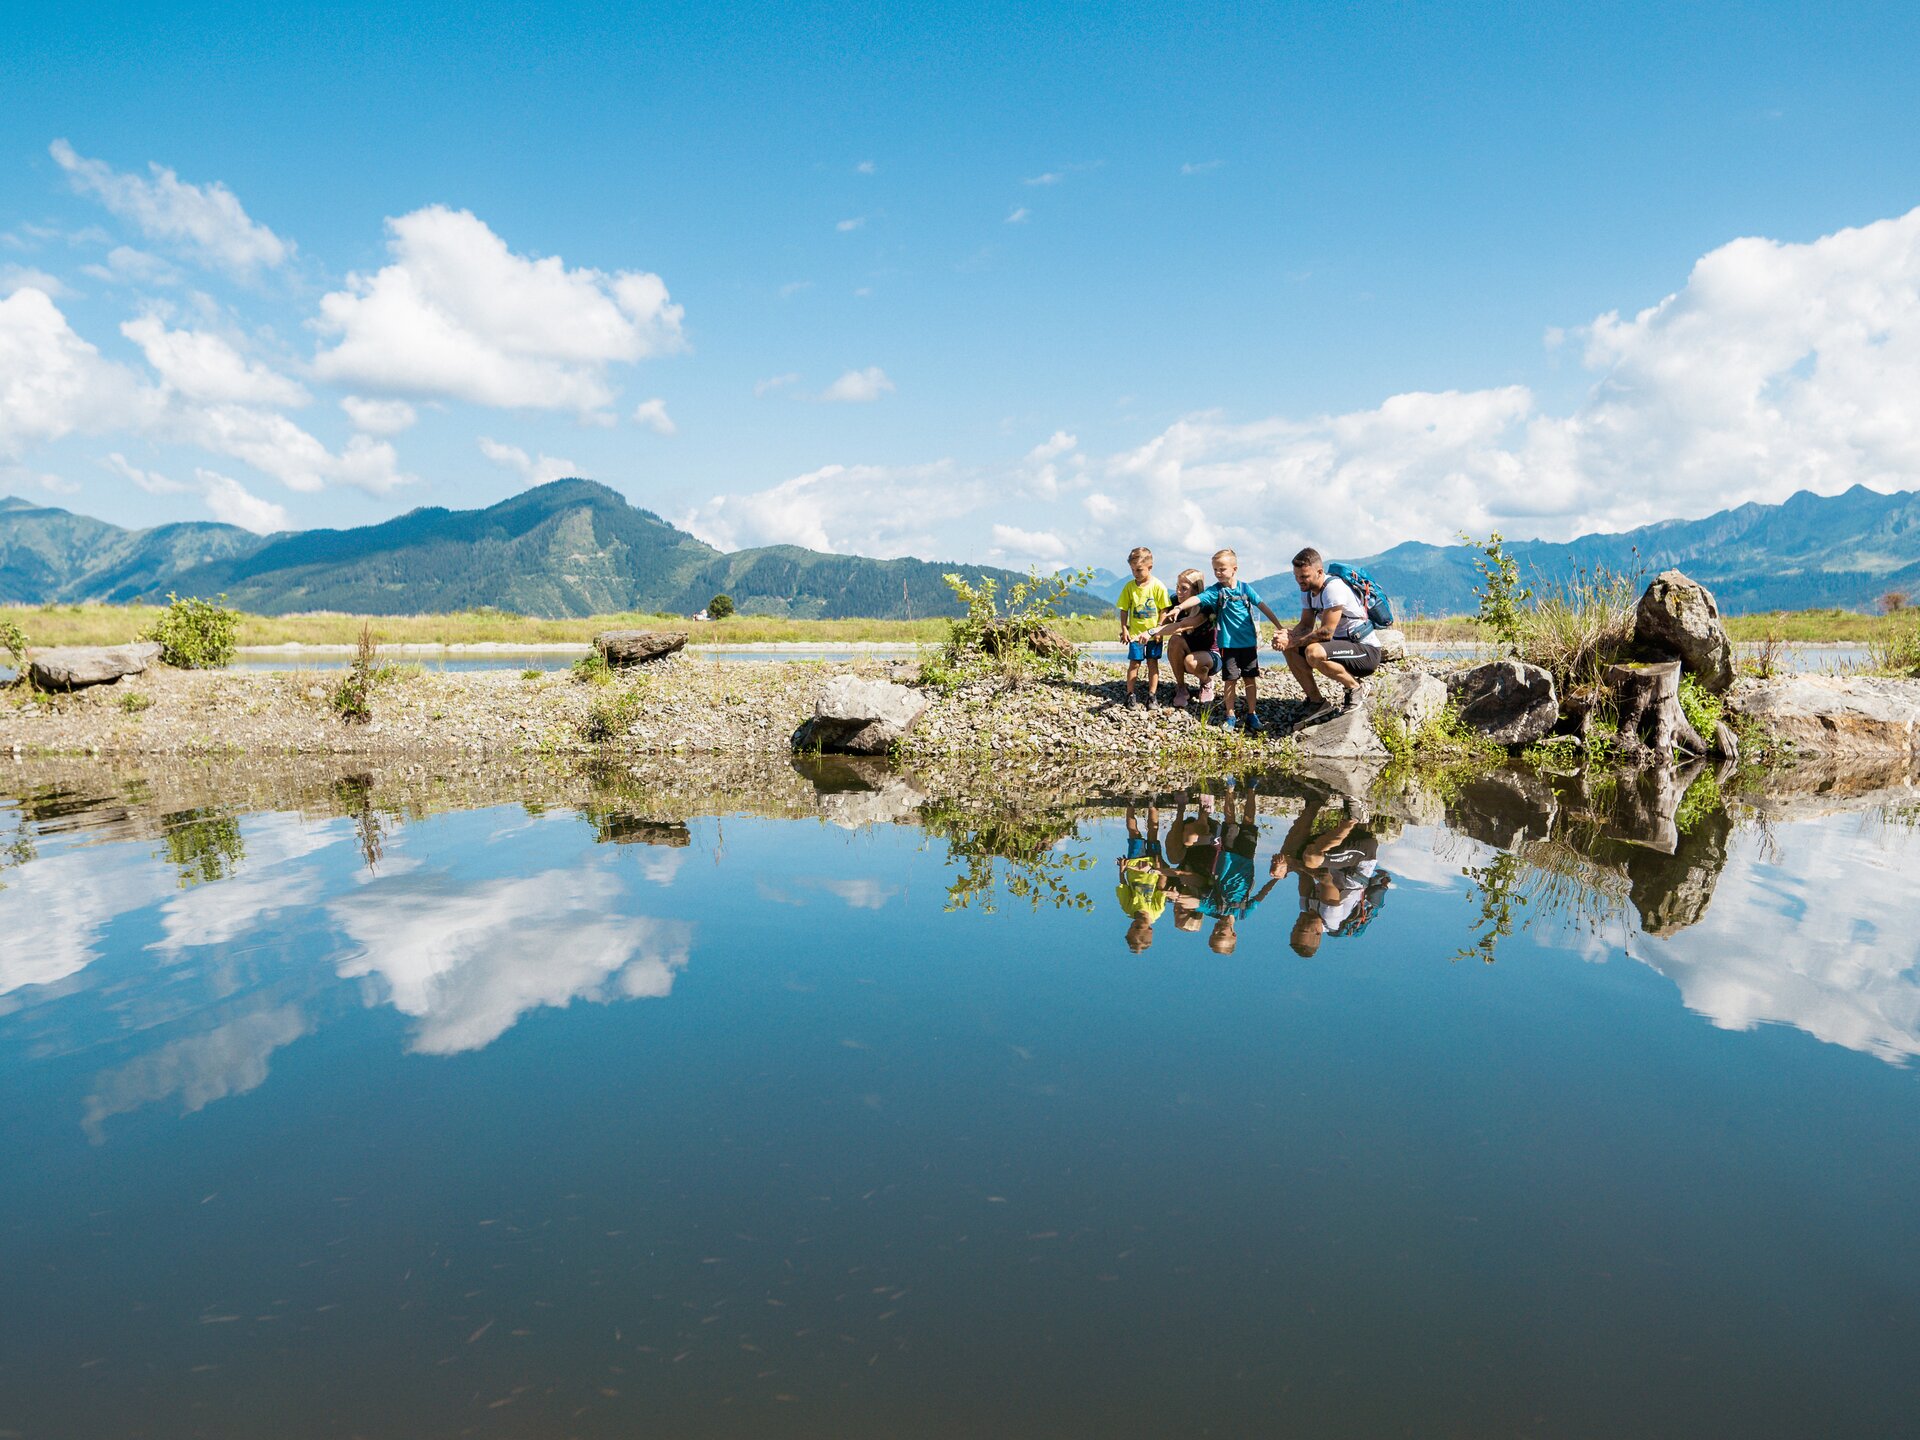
[1309,576,1379,648]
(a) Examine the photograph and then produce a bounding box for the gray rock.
[593,630,687,666]
[1728,675,1920,756]
[1634,570,1733,693]
[1289,703,1387,760]
[1445,659,1559,746]
[28,641,161,691]
[1370,626,1408,662]
[1373,668,1446,732]
[792,674,931,755]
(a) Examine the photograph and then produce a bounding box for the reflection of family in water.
[1117,788,1390,956]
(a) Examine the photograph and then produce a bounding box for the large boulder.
[1370,626,1408,662]
[1445,659,1558,746]
[593,630,687,666]
[1728,675,1920,756]
[28,641,161,691]
[792,674,931,755]
[1634,571,1733,693]
[1289,703,1387,760]
[1288,669,1445,761]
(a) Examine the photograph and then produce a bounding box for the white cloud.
[820,365,894,403]
[311,205,684,416]
[856,160,876,175]
[83,1004,309,1142]
[1,264,71,298]
[0,287,162,458]
[836,216,867,233]
[121,315,309,407]
[754,372,801,397]
[182,404,409,494]
[103,451,187,494]
[1024,171,1063,186]
[1023,429,1082,499]
[1005,207,1030,225]
[631,396,676,435]
[341,395,417,435]
[778,280,814,297]
[196,468,289,531]
[50,139,289,278]
[80,245,180,287]
[1181,159,1225,175]
[990,523,1068,566]
[681,460,972,557]
[479,436,578,485]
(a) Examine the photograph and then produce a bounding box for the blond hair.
[1212,548,1238,564]
[1127,545,1153,565]
[1175,566,1205,597]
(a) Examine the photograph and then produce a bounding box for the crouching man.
[1273,547,1383,726]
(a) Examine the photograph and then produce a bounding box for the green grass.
[4,600,1910,651]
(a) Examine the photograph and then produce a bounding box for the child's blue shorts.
[1128,639,1164,661]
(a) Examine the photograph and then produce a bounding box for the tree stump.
[1606,660,1707,763]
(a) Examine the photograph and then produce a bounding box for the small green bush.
[581,681,648,742]
[1462,532,1532,653]
[520,667,542,680]
[572,651,613,686]
[330,623,378,724]
[707,594,736,620]
[147,593,239,669]
[1677,673,1723,742]
[1,619,28,677]
[118,690,154,714]
[920,568,1089,693]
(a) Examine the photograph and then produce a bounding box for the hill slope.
[0,481,1107,620]
[1251,485,1920,616]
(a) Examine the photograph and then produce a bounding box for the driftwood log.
[1606,660,1708,763]
[594,630,688,667]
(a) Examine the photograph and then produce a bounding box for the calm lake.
[2,755,1917,1438]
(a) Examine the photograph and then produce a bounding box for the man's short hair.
[1211,548,1237,564]
[1292,547,1323,569]
[1127,545,1153,565]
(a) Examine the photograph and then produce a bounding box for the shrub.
[1,619,28,683]
[707,594,736,619]
[921,567,1090,693]
[1880,590,1910,614]
[118,690,154,714]
[581,681,648,742]
[1517,567,1638,692]
[147,593,239,668]
[1677,673,1723,742]
[330,623,378,724]
[520,667,542,680]
[1742,621,1786,679]
[1462,532,1532,652]
[1866,615,1920,677]
[571,651,613,686]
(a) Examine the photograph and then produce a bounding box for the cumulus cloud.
[480,436,578,485]
[341,395,417,434]
[196,468,289,531]
[80,245,180,287]
[990,523,1069,566]
[820,366,894,403]
[681,460,972,557]
[311,205,684,415]
[103,450,187,494]
[0,287,161,458]
[121,315,309,407]
[631,396,676,435]
[1,264,72,298]
[50,139,289,278]
[181,404,409,494]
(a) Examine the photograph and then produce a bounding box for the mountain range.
[4,480,1919,619]
[0,481,1107,619]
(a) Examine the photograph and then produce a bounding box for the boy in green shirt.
[1116,545,1172,708]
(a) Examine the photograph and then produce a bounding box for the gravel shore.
[0,655,1323,759]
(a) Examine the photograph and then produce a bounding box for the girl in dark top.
[1151,568,1220,711]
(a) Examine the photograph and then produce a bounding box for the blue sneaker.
[1219,713,1239,732]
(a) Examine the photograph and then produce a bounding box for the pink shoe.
[1171,684,1190,707]
[1197,680,1216,705]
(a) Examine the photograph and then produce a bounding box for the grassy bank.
[2,600,1899,651]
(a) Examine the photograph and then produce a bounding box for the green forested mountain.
[0,480,1107,619]
[1251,485,1920,616]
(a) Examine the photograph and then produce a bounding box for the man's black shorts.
[1220,645,1260,680]
[1316,638,1380,678]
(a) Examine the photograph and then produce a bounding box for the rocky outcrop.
[792,675,931,755]
[28,641,161,691]
[1635,571,1733,693]
[593,630,687,666]
[1445,659,1558,746]
[1289,668,1447,762]
[1728,675,1920,756]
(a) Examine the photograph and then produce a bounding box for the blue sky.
[5,1,1920,575]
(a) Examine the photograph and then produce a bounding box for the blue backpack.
[1324,561,1394,632]
[1331,871,1392,939]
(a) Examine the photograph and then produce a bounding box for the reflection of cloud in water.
[816,877,898,910]
[0,846,174,994]
[1641,818,1920,1064]
[633,849,685,885]
[329,868,694,1054]
[82,1002,309,1142]
[150,815,343,954]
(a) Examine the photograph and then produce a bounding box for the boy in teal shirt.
[1158,549,1288,732]
[1116,545,1171,708]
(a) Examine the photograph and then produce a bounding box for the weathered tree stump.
[593,630,687,666]
[1606,660,1707,764]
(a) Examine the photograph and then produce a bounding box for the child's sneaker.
[1244,711,1265,736]
[1196,680,1216,705]
[1219,712,1239,732]
[1144,691,1158,711]
[1171,684,1190,707]
[1124,690,1139,707]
